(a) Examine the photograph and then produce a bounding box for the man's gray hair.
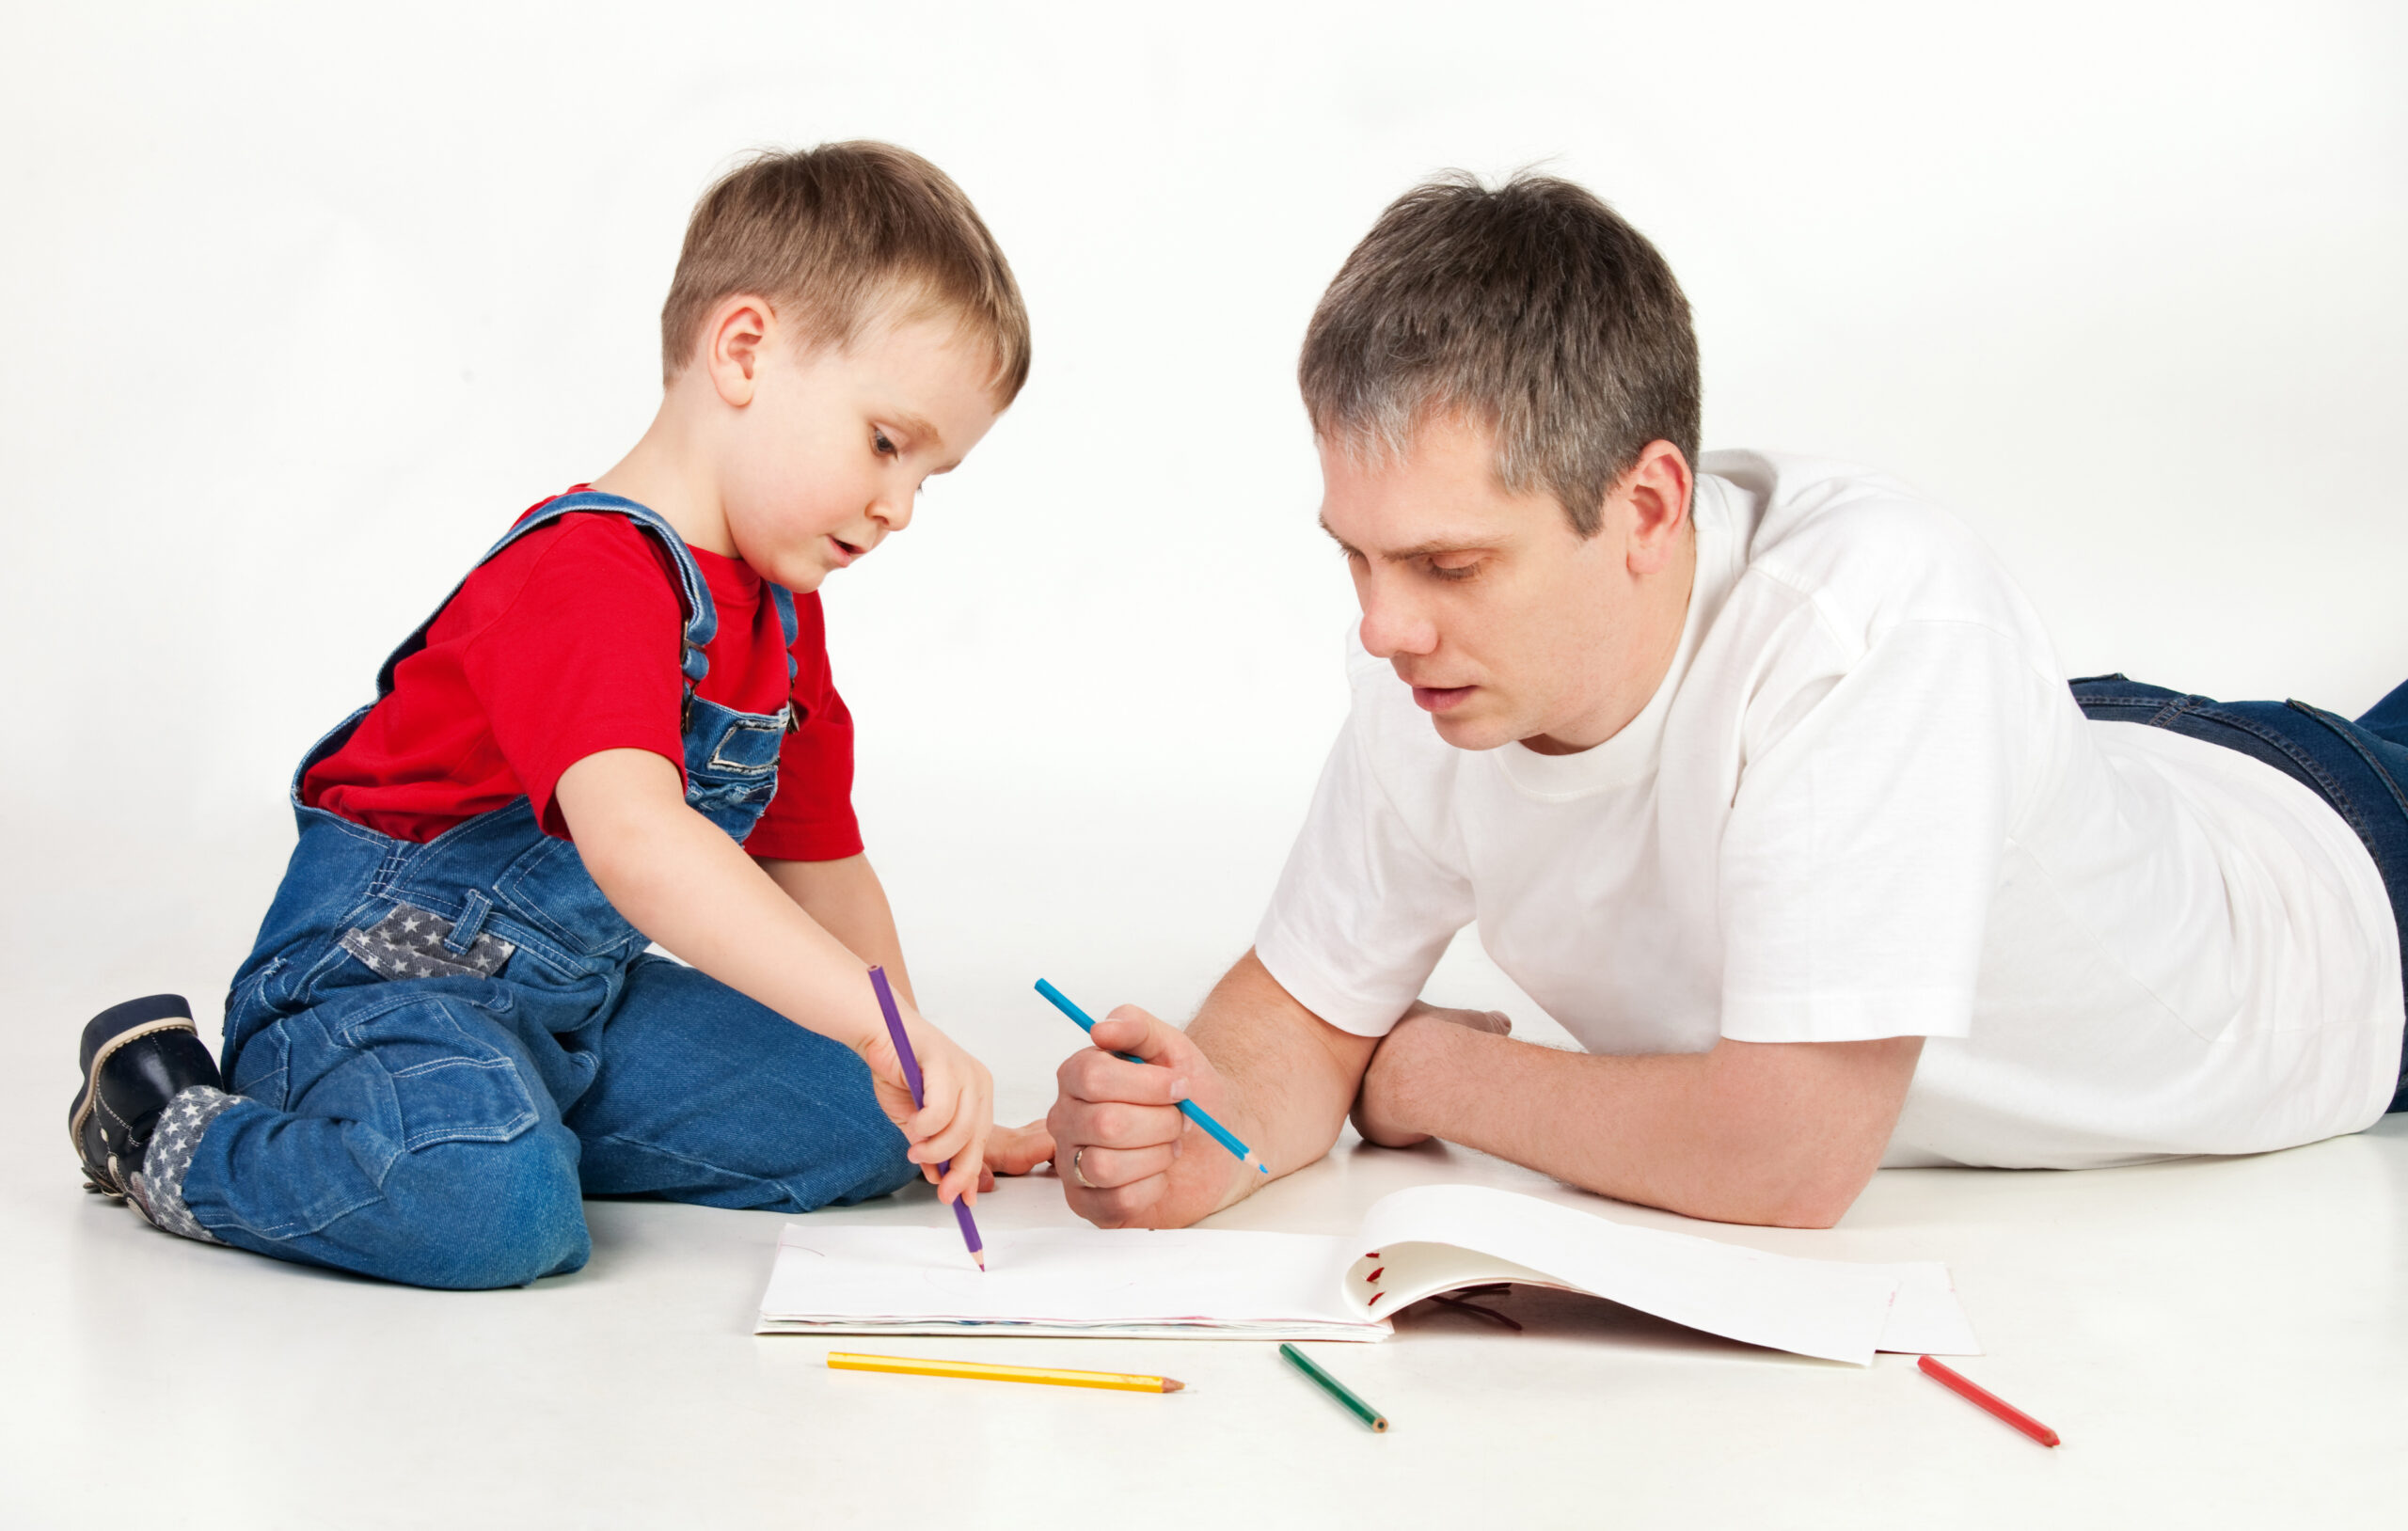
[1298,171,1701,538]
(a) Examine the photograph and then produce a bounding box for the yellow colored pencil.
[827,1351,1185,1394]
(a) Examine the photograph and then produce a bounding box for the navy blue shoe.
[70,995,222,1198]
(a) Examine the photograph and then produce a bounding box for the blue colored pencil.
[1033,978,1270,1175]
[869,965,986,1270]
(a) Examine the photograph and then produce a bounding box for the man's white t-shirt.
[1255,450,2402,1169]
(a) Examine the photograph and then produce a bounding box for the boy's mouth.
[826,536,864,567]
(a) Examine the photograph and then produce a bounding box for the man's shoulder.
[1703,449,2034,646]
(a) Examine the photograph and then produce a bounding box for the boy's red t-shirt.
[302,501,863,860]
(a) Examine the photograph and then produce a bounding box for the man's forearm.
[1374,1021,1923,1227]
[1185,951,1379,1195]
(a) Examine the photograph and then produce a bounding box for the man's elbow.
[1751,1185,1860,1230]
[1671,1151,1877,1229]
[1738,1153,1880,1228]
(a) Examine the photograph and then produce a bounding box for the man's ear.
[1623,440,1694,576]
[703,294,774,408]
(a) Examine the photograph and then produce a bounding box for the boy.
[1046,171,2408,1230]
[69,142,1054,1288]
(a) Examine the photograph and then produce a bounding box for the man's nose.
[1356,581,1436,659]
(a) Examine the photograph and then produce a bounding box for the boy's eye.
[872,429,897,457]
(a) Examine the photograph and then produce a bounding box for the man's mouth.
[1411,685,1476,714]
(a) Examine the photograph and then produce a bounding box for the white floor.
[11,973,2405,1529]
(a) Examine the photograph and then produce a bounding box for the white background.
[4,1,2403,1078]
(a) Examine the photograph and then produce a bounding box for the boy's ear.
[703,295,774,408]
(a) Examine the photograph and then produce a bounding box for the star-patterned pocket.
[338,903,515,983]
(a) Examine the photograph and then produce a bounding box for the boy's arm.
[553,748,994,1202]
[757,852,1055,1176]
[1353,1016,1924,1227]
[758,854,915,1005]
[1049,949,1378,1228]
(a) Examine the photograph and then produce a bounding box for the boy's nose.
[870,491,913,534]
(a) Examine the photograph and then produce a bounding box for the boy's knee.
[832,1134,920,1207]
[385,1130,589,1288]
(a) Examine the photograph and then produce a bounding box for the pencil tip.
[1163,1379,1185,1393]
[973,1253,987,1271]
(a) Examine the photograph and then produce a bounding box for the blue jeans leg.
[2359,677,2408,749]
[564,955,916,1210]
[179,983,591,1289]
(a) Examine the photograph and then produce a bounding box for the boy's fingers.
[901,1097,949,1146]
[938,1134,987,1206]
[911,1096,982,1171]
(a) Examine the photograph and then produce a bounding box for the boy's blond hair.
[660,142,1031,402]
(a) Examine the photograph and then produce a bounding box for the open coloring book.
[756,1184,1977,1365]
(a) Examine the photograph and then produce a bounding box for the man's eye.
[1429,560,1480,582]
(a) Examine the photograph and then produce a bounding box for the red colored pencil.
[1918,1356,2060,1447]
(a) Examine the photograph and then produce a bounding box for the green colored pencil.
[1278,1343,1389,1433]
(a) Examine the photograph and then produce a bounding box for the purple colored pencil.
[867,964,986,1271]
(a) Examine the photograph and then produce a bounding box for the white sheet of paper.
[756,1224,1377,1341]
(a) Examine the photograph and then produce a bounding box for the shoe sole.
[69,1016,199,1198]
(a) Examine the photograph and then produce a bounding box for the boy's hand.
[978,1119,1057,1190]
[856,1008,996,1207]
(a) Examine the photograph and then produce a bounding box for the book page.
[1344,1186,1975,1365]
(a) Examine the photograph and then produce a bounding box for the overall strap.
[767,582,800,682]
[370,490,720,701]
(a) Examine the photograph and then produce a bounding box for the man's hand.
[1351,1001,1513,1148]
[1047,1007,1244,1228]
[1044,951,1379,1230]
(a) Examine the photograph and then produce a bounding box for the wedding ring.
[1071,1146,1095,1189]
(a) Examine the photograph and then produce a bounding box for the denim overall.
[182,491,913,1289]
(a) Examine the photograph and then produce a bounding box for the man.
[1047,172,2408,1230]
